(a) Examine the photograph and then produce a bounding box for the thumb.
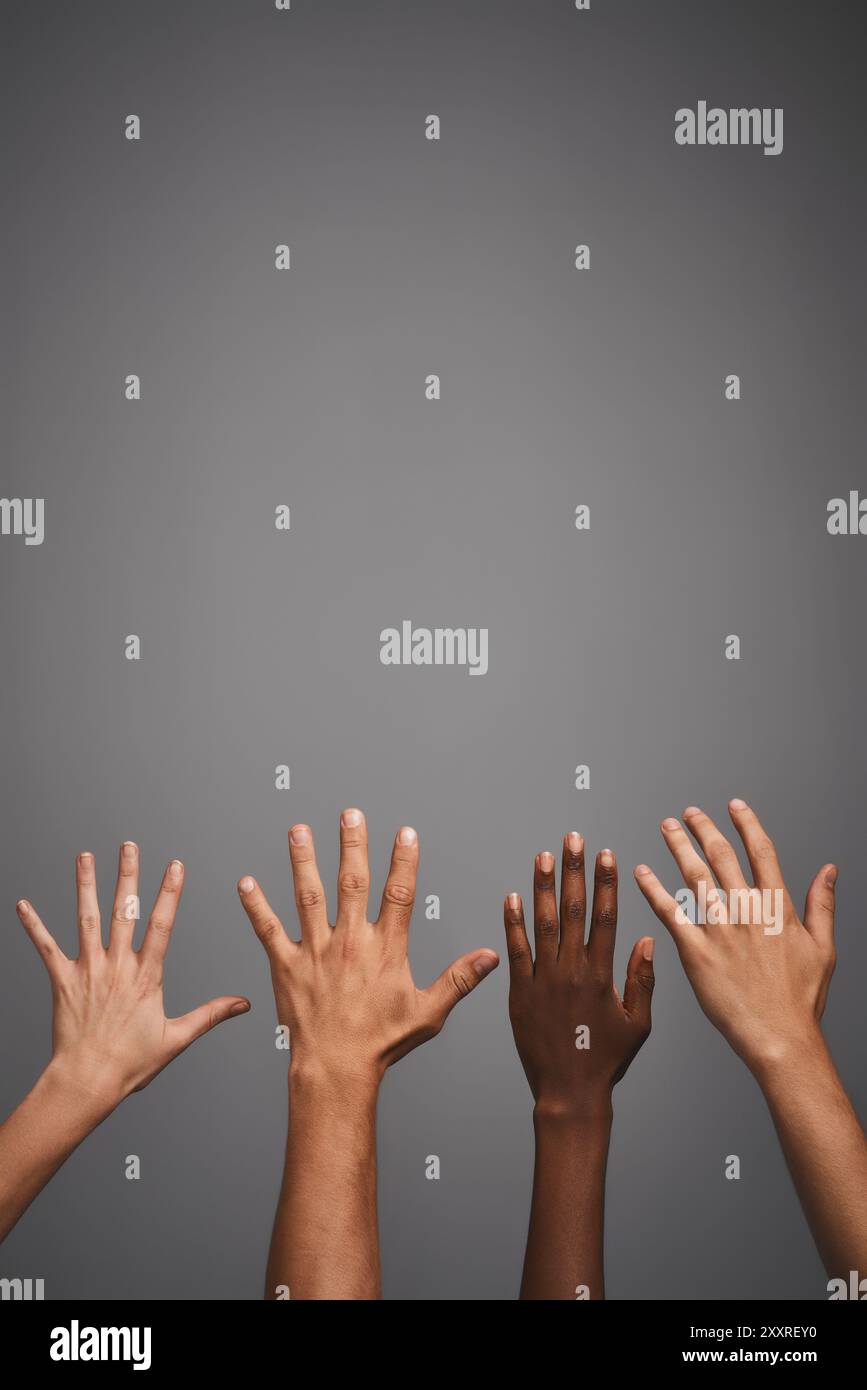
[168,995,251,1054]
[424,949,499,1027]
[804,864,837,954]
[623,937,655,1034]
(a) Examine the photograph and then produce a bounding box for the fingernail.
[473,952,498,978]
[729,798,748,811]
[825,866,838,887]
[662,818,680,831]
[398,826,417,846]
[16,899,29,914]
[122,841,138,862]
[341,808,363,828]
[566,832,583,853]
[507,892,521,910]
[642,938,655,962]
[79,852,93,865]
[230,1000,251,1016]
[683,806,701,818]
[238,876,255,895]
[599,849,615,867]
[634,864,651,877]
[167,859,183,885]
[290,825,311,846]
[539,851,555,873]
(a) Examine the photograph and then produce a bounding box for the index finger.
[377,826,418,937]
[139,859,185,971]
[586,849,618,978]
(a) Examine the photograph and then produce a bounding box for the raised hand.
[238,808,498,1299]
[633,801,835,1073]
[504,834,654,1300]
[635,800,867,1284]
[1,843,249,1243]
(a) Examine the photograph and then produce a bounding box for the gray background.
[1,0,864,1300]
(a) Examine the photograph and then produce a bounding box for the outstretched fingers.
[423,950,499,1027]
[16,898,69,979]
[76,851,102,959]
[336,808,370,929]
[238,876,294,960]
[109,841,140,953]
[504,892,533,981]
[288,825,330,947]
[558,832,586,966]
[377,826,419,938]
[533,851,559,968]
[622,936,655,1033]
[138,859,185,973]
[166,995,251,1056]
[586,849,618,979]
[633,864,695,952]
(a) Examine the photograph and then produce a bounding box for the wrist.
[533,1090,614,1130]
[40,1055,124,1122]
[288,1058,381,1111]
[746,1025,831,1090]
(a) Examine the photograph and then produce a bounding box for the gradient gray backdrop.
[2,0,865,1299]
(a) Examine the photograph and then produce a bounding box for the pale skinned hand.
[634,800,837,1074]
[237,809,499,1090]
[504,834,655,1114]
[16,843,251,1106]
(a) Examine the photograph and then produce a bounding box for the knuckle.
[535,916,558,940]
[593,907,617,930]
[753,837,777,863]
[258,916,284,943]
[384,882,414,908]
[148,914,173,939]
[596,865,617,887]
[449,966,473,1000]
[297,887,324,910]
[565,898,586,923]
[507,943,531,967]
[338,872,369,896]
[564,850,585,874]
[422,1018,442,1043]
[78,913,100,933]
[340,832,366,848]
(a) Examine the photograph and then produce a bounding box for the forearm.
[265,1068,381,1300]
[754,1034,867,1279]
[520,1096,613,1300]
[0,1060,116,1243]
